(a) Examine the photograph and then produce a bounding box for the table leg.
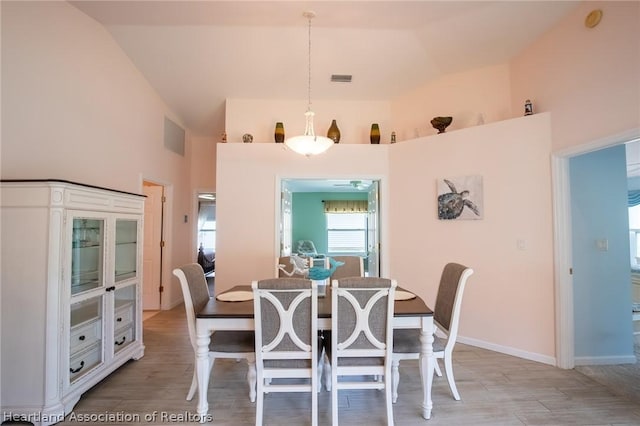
[420,321,435,419]
[195,325,211,421]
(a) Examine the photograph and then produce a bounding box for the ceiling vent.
[331,74,352,83]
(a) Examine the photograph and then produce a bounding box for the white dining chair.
[320,255,365,391]
[391,262,473,402]
[173,264,256,403]
[326,277,397,426]
[252,278,320,426]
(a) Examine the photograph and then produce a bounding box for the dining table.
[195,284,436,421]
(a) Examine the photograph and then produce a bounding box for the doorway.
[553,129,640,368]
[142,181,164,310]
[278,178,381,277]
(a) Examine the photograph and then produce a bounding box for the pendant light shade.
[284,11,334,156]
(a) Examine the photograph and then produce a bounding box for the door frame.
[552,128,640,369]
[275,175,387,277]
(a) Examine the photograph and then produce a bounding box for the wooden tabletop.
[197,285,433,319]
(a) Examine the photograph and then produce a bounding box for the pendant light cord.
[307,13,312,111]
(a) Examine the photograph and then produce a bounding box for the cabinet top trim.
[1,179,145,198]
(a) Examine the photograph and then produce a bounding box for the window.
[326,213,366,254]
[630,204,640,269]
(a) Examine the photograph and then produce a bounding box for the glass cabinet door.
[71,218,104,295]
[113,284,136,354]
[115,219,138,282]
[69,296,104,383]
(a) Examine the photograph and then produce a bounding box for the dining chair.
[326,277,397,426]
[173,264,257,403]
[252,278,320,426]
[329,255,364,280]
[320,255,365,390]
[391,262,473,402]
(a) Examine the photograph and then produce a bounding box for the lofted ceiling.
[70,1,581,139]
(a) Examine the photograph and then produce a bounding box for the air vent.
[331,74,352,83]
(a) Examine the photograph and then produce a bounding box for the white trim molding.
[574,355,638,366]
[457,336,556,366]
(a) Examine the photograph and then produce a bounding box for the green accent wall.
[292,192,367,255]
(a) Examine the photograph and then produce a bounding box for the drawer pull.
[115,336,126,346]
[78,335,86,341]
[70,361,85,373]
[116,317,122,322]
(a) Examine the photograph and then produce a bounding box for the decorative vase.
[242,133,253,143]
[430,116,452,134]
[327,119,340,144]
[274,122,285,143]
[370,123,380,144]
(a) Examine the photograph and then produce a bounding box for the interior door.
[142,182,163,310]
[280,185,293,256]
[367,181,380,277]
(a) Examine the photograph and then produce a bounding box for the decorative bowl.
[431,116,453,134]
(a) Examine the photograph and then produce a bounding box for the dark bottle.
[370,123,381,144]
[274,122,285,143]
[327,119,340,143]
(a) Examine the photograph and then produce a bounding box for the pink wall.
[390,63,513,141]
[215,143,389,291]
[389,113,555,362]
[216,114,555,362]
[510,1,640,151]
[225,99,393,144]
[1,2,193,307]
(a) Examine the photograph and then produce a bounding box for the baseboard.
[457,335,557,366]
[574,355,637,366]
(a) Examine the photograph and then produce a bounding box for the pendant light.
[284,11,334,156]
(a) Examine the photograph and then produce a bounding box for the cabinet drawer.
[114,303,134,329]
[113,326,134,353]
[69,343,102,383]
[70,319,101,354]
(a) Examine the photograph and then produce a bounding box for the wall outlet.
[595,238,608,251]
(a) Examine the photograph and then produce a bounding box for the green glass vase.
[370,123,380,144]
[327,119,340,144]
[274,122,285,143]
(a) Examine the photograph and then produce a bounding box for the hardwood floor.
[51,306,640,425]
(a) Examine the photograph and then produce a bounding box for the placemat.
[216,290,253,302]
[395,290,416,301]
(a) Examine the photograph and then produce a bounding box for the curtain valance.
[323,200,368,213]
[629,190,640,207]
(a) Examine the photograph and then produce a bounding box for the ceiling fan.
[333,180,369,190]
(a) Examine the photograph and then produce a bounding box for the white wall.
[1,2,193,308]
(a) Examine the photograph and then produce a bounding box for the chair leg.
[186,369,197,401]
[385,369,395,426]
[255,374,264,426]
[391,359,400,403]
[444,355,460,401]
[247,359,257,402]
[434,358,443,377]
[331,370,338,425]
[323,355,331,392]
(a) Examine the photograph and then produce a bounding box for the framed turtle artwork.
[437,175,483,220]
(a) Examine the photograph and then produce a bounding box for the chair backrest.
[433,263,474,343]
[172,263,211,350]
[330,256,364,280]
[252,278,318,367]
[331,277,396,361]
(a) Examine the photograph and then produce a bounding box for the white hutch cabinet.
[1,180,145,425]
